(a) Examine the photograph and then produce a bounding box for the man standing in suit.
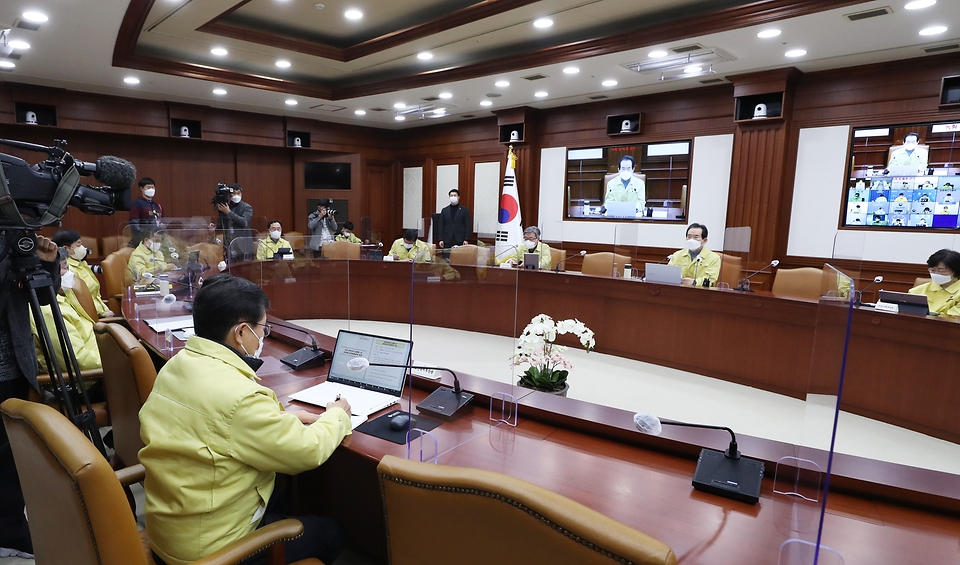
[438,189,470,254]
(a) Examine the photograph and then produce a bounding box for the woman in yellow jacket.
[53,229,114,317]
[30,258,101,372]
[909,249,960,316]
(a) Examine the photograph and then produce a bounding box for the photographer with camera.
[209,184,254,262]
[128,177,164,248]
[307,200,337,257]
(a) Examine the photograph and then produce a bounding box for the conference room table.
[123,260,960,565]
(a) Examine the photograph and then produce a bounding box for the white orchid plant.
[512,314,595,392]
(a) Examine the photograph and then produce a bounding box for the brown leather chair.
[284,231,305,250]
[549,248,566,270]
[321,240,361,259]
[188,242,225,267]
[81,235,100,258]
[914,276,931,288]
[95,322,157,469]
[771,267,824,301]
[448,244,480,266]
[73,275,101,322]
[581,252,630,278]
[101,234,128,256]
[377,454,677,565]
[101,248,134,313]
[0,398,320,565]
[715,253,743,288]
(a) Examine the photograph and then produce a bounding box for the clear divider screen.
[719,226,752,290]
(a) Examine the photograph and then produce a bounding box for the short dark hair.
[926,249,960,278]
[138,177,155,188]
[267,220,281,230]
[686,223,708,239]
[193,274,269,343]
[403,229,418,242]
[52,229,82,248]
[229,183,242,192]
[343,221,355,230]
[904,132,920,143]
[618,155,635,168]
[448,188,460,196]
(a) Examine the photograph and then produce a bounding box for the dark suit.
[439,204,471,248]
[216,200,255,260]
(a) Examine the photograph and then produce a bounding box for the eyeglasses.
[249,322,272,337]
[928,267,953,276]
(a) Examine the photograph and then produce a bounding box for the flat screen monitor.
[305,162,351,190]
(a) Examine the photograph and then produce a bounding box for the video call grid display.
[845,176,959,228]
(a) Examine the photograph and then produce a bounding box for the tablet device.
[877,290,929,315]
[523,252,540,270]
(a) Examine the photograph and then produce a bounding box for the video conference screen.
[843,122,960,229]
[565,141,691,222]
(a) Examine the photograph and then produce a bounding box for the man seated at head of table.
[388,228,433,262]
[127,227,176,285]
[255,219,292,261]
[139,273,353,565]
[498,226,553,269]
[668,223,721,287]
[909,248,960,316]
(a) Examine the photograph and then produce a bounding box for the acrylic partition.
[613,223,639,279]
[406,224,520,462]
[718,226,753,290]
[539,221,564,272]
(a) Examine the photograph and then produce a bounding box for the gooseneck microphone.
[270,320,326,370]
[554,250,586,273]
[855,275,883,306]
[736,259,779,292]
[634,413,764,504]
[346,357,474,418]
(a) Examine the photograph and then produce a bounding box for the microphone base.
[280,346,326,371]
[692,448,764,504]
[416,387,474,418]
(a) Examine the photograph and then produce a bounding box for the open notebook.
[290,330,413,421]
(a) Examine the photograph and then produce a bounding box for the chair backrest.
[101,250,132,313]
[771,267,824,300]
[188,242,224,267]
[95,322,157,468]
[715,253,743,288]
[448,244,480,266]
[71,275,100,322]
[581,252,630,278]
[377,455,676,565]
[321,240,361,259]
[284,231,305,250]
[602,173,646,200]
[914,276,931,288]
[0,398,148,565]
[101,234,127,257]
[80,235,100,258]
[549,248,566,270]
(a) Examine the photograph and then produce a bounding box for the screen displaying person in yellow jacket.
[908,249,960,316]
[53,229,114,318]
[668,223,721,287]
[128,228,173,285]
[30,258,101,372]
[335,221,363,244]
[388,229,433,262]
[888,132,929,169]
[255,220,292,261]
[139,274,353,565]
[499,226,552,269]
[603,155,645,209]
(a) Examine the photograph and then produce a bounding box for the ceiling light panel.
[623,47,735,74]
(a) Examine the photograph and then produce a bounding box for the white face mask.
[524,239,537,250]
[60,270,76,290]
[269,230,281,241]
[403,242,414,250]
[685,239,702,251]
[143,188,156,198]
[71,246,88,261]
[231,194,242,204]
[239,323,264,359]
[620,170,633,181]
[930,272,953,287]
[149,240,162,253]
[342,231,352,238]
[450,196,459,205]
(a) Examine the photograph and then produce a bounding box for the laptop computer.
[604,201,639,218]
[644,263,682,285]
[877,290,930,315]
[290,330,413,417]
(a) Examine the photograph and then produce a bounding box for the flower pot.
[517,381,569,397]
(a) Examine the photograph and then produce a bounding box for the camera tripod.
[2,228,106,457]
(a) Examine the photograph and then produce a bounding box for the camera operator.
[128,177,164,248]
[308,200,337,257]
[1,233,60,558]
[209,184,254,261]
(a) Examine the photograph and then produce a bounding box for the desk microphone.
[660,254,674,264]
[346,358,474,418]
[854,275,883,306]
[736,259,779,292]
[494,244,518,260]
[272,321,326,370]
[692,256,703,284]
[554,250,586,273]
[634,413,764,504]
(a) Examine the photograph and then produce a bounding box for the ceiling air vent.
[588,95,609,100]
[700,77,726,84]
[461,114,476,118]
[924,43,960,54]
[421,96,440,102]
[671,44,705,54]
[368,107,388,112]
[308,103,346,113]
[522,73,548,81]
[15,19,41,31]
[844,6,892,22]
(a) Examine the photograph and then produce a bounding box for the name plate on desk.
[874,301,899,313]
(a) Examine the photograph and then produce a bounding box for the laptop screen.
[327,330,412,395]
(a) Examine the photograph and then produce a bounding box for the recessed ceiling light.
[211,47,228,56]
[354,109,366,115]
[0,61,16,69]
[213,88,227,95]
[480,100,493,107]
[439,92,452,99]
[563,66,580,74]
[534,91,548,97]
[275,60,291,68]
[285,99,298,106]
[344,9,363,20]
[123,77,140,84]
[533,18,553,28]
[21,11,48,23]
[683,65,702,74]
[395,115,406,121]
[601,79,618,87]
[8,40,30,50]
[757,29,781,38]
[648,50,668,58]
[905,0,936,9]
[919,26,947,36]
[417,51,433,60]
[495,80,510,87]
[394,102,406,109]
[433,109,446,115]
[785,49,807,57]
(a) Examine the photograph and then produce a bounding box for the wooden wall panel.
[236,146,294,233]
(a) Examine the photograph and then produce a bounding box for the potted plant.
[512,314,595,396]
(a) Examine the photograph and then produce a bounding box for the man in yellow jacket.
[388,229,433,262]
[30,258,101,372]
[909,249,960,316]
[128,228,172,285]
[54,229,114,317]
[255,220,292,261]
[668,223,721,287]
[499,226,552,270]
[139,274,352,565]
